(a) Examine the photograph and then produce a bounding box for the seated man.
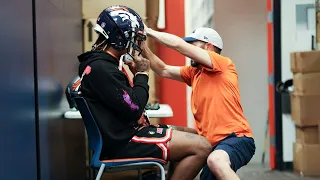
[76,5,211,180]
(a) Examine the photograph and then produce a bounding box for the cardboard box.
[295,126,319,144]
[294,143,320,177]
[293,73,320,95]
[291,93,320,126]
[291,51,320,73]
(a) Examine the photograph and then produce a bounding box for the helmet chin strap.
[118,55,124,71]
[128,44,134,57]
[118,41,134,71]
[124,43,134,62]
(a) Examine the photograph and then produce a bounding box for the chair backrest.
[65,76,81,109]
[73,97,103,167]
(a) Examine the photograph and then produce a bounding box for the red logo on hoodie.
[83,66,91,75]
[80,66,92,79]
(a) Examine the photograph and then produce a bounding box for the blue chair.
[73,97,167,180]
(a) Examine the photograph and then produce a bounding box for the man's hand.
[137,114,150,126]
[124,60,137,74]
[133,54,150,72]
[143,23,151,34]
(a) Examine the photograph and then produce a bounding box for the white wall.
[214,0,268,164]
[184,0,193,128]
[280,0,296,163]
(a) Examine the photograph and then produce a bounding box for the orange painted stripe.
[158,0,187,126]
[267,0,275,170]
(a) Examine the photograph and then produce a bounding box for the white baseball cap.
[183,27,223,50]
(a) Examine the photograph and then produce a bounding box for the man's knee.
[168,131,211,161]
[191,134,212,157]
[207,150,231,173]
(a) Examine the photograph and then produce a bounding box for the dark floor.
[100,163,320,180]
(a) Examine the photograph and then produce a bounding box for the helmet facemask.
[123,28,146,61]
[118,29,146,71]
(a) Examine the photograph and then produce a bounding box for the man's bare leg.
[168,125,198,134]
[166,161,179,180]
[167,131,211,180]
[166,125,198,179]
[207,150,240,180]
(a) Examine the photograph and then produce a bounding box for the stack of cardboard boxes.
[290,50,320,177]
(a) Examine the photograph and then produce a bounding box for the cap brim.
[183,37,198,42]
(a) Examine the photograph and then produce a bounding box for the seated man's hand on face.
[124,47,149,74]
[133,54,150,73]
[124,60,137,74]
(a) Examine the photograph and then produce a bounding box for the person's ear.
[205,43,214,51]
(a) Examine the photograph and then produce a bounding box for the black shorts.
[114,124,173,162]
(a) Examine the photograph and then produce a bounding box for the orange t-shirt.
[180,51,253,146]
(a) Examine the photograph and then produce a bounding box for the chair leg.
[90,168,96,180]
[93,169,98,179]
[138,168,142,180]
[157,164,166,180]
[89,151,94,180]
[95,164,105,180]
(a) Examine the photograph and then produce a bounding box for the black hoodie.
[78,51,149,159]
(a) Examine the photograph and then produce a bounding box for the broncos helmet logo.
[109,10,140,29]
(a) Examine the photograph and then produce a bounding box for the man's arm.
[142,44,184,82]
[145,27,213,68]
[89,65,149,123]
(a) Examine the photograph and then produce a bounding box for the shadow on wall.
[37,76,86,180]
[0,1,38,178]
[35,0,85,178]
[38,77,63,110]
[0,0,84,179]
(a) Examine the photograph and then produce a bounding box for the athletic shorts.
[200,132,256,180]
[114,124,173,162]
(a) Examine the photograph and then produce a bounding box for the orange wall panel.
[158,0,187,126]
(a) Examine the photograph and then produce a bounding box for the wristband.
[135,72,149,77]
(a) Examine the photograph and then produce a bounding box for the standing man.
[142,26,256,180]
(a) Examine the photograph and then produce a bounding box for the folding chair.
[73,97,167,180]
